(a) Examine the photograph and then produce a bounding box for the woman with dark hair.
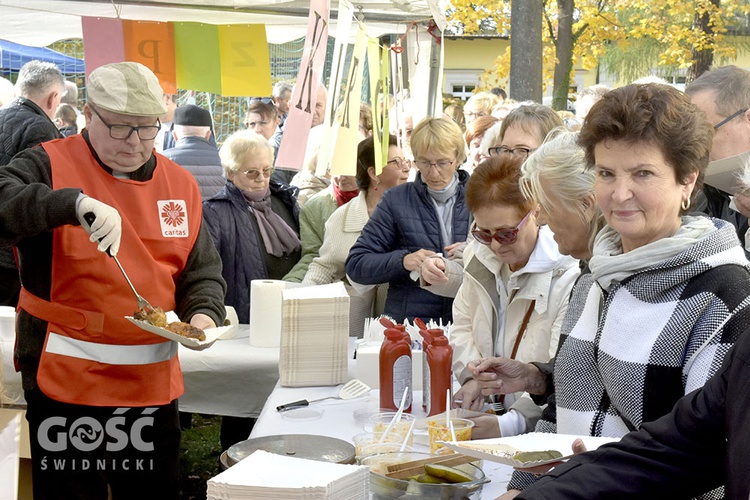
[470,83,750,499]
[303,134,407,285]
[450,156,579,436]
[303,135,407,336]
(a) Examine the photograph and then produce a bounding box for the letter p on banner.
[123,20,177,94]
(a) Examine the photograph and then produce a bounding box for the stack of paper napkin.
[207,450,368,499]
[279,282,349,386]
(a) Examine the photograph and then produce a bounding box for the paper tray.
[126,313,230,347]
[440,433,619,469]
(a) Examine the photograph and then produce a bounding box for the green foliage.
[179,415,222,499]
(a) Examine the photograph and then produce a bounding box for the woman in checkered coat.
[477,83,750,498]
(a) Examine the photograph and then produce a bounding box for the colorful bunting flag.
[275,0,331,171]
[328,26,368,177]
[82,17,271,97]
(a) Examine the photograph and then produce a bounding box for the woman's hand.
[444,242,465,259]
[453,379,485,410]
[469,414,501,439]
[421,256,448,285]
[469,357,548,396]
[403,249,440,272]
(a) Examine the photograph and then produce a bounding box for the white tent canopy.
[0,0,441,45]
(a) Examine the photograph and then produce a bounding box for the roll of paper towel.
[249,280,304,347]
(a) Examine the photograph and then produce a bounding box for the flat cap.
[174,104,212,127]
[87,62,167,117]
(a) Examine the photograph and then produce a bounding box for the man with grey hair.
[272,80,293,128]
[685,65,750,248]
[0,61,225,498]
[0,60,65,306]
[0,59,64,164]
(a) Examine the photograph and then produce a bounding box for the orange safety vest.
[20,135,202,407]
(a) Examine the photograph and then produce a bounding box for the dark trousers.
[25,389,181,500]
[220,416,256,451]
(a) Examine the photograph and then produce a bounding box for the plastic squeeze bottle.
[426,330,453,416]
[419,329,434,411]
[379,327,413,412]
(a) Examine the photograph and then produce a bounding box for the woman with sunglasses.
[302,135,409,337]
[471,84,750,499]
[450,155,580,432]
[202,130,301,449]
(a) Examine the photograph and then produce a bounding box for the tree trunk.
[510,0,544,103]
[552,0,575,110]
[687,0,720,83]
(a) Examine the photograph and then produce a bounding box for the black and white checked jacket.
[510,218,750,493]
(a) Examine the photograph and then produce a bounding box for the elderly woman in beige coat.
[302,135,408,336]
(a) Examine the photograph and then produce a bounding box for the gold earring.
[681,197,691,211]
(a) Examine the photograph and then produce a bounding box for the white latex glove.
[76,196,122,256]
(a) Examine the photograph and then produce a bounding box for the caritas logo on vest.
[37,408,156,472]
[158,200,189,238]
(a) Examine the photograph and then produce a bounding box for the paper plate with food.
[439,433,620,468]
[126,307,231,347]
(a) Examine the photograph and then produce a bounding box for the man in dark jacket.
[685,65,750,251]
[163,104,224,199]
[0,59,65,306]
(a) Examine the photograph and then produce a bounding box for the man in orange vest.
[0,62,226,499]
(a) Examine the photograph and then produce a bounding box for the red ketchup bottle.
[426,329,453,416]
[419,329,434,412]
[379,327,413,412]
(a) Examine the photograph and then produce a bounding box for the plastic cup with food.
[426,417,475,454]
[352,432,402,460]
[367,412,417,446]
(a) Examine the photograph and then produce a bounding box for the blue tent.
[0,39,84,74]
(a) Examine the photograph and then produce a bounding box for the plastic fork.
[276,379,371,412]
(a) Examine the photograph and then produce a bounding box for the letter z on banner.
[275,0,330,172]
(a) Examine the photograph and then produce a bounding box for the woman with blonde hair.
[203,130,301,449]
[346,117,471,323]
[463,92,499,126]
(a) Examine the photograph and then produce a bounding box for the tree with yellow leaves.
[447,0,750,109]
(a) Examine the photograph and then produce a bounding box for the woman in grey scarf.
[346,117,470,324]
[468,84,750,499]
[202,130,301,451]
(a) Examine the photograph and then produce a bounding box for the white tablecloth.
[177,325,279,418]
[1,319,280,418]
[250,363,514,498]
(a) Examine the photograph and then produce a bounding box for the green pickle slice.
[513,450,563,463]
[423,463,474,483]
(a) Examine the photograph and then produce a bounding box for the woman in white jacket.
[451,156,580,437]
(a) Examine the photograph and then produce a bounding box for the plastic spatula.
[276,379,371,412]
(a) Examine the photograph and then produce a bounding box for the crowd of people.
[3,55,750,499]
